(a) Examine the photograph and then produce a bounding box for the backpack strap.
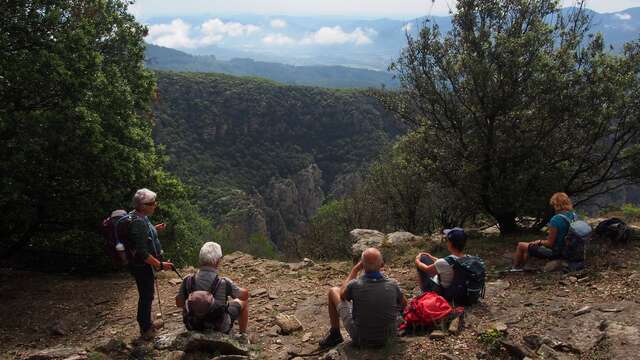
[443,255,455,265]
[185,274,197,295]
[557,212,577,225]
[186,273,222,296]
[209,275,222,296]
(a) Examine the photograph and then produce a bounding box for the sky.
[130,0,640,20]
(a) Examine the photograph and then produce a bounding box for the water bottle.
[115,242,128,265]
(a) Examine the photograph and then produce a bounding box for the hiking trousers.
[130,264,155,333]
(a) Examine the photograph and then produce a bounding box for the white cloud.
[146,18,261,48]
[301,26,377,46]
[262,33,295,45]
[402,22,413,32]
[615,13,631,20]
[270,19,287,29]
[201,18,260,38]
[147,19,197,48]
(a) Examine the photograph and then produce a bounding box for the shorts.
[227,300,242,321]
[528,244,559,260]
[214,300,242,334]
[337,301,357,340]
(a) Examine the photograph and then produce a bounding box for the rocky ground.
[1,226,640,360]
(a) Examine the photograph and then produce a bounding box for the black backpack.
[594,218,631,245]
[100,210,135,266]
[182,274,227,331]
[442,255,486,306]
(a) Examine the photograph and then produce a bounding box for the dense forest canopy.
[0,0,215,269]
[152,71,402,193]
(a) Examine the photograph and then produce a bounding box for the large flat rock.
[155,330,249,356]
[546,301,640,354]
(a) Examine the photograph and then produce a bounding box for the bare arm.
[339,261,363,301]
[538,227,558,248]
[237,287,249,301]
[415,254,438,277]
[175,296,184,308]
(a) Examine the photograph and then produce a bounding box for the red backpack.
[400,292,462,330]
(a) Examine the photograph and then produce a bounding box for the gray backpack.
[558,214,592,263]
[182,274,227,331]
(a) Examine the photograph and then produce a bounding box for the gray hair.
[132,188,157,209]
[361,248,383,272]
[199,242,223,267]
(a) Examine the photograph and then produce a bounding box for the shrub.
[622,204,640,221]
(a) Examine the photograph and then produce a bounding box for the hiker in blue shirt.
[512,192,577,270]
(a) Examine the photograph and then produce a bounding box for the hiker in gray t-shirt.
[175,242,249,336]
[319,248,407,348]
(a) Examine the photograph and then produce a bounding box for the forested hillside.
[145,44,398,88]
[152,71,402,250]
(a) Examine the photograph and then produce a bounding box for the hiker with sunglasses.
[128,188,173,340]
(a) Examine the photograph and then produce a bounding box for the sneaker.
[507,267,525,273]
[232,332,250,345]
[319,328,343,348]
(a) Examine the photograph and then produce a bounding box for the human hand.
[353,260,363,273]
[161,261,174,271]
[155,223,166,231]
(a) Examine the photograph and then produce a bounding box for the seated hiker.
[320,247,407,348]
[512,192,577,270]
[175,242,249,335]
[415,227,485,306]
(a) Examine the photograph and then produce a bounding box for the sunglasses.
[144,200,158,206]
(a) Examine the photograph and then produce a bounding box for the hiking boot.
[140,327,156,341]
[319,328,343,348]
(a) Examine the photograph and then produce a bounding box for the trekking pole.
[171,264,184,280]
[154,276,165,326]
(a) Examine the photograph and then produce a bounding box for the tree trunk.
[495,214,520,234]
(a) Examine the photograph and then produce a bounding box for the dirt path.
[2,235,640,359]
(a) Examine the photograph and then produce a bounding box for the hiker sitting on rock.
[512,192,577,270]
[128,188,173,340]
[320,247,407,348]
[175,242,249,336]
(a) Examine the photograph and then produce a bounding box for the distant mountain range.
[141,7,640,71]
[144,44,398,88]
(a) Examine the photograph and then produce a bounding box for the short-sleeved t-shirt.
[344,275,404,345]
[176,267,242,332]
[434,255,459,288]
[548,211,577,253]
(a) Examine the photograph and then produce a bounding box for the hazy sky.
[130,0,640,19]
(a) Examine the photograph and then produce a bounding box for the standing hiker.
[128,188,173,340]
